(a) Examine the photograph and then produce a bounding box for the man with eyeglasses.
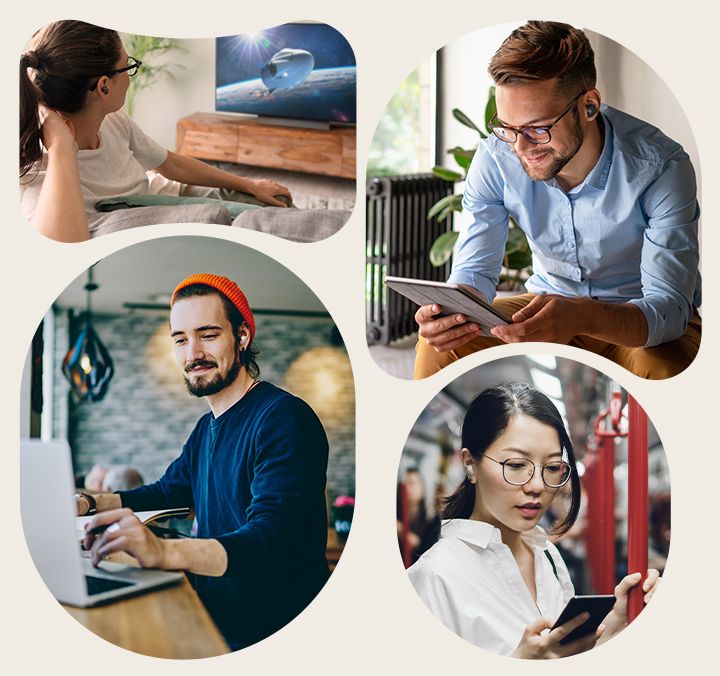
[414,21,700,380]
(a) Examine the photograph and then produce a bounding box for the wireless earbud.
[587,103,597,118]
[101,85,109,94]
[239,334,248,347]
[465,465,475,482]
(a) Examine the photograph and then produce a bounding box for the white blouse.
[408,519,575,656]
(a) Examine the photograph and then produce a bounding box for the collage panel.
[9,8,712,672]
[19,20,356,243]
[19,236,355,657]
[397,354,667,658]
[366,20,701,381]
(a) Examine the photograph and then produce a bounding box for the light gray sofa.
[91,204,351,242]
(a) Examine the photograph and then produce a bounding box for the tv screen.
[216,23,356,124]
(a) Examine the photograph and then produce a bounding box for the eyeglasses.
[488,90,587,145]
[482,454,572,488]
[88,56,142,91]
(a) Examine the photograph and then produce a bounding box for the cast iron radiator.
[366,174,454,345]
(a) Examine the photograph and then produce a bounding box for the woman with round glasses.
[19,20,292,242]
[408,382,659,658]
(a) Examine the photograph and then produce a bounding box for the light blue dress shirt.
[448,105,701,347]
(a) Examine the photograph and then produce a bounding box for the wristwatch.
[74,491,97,515]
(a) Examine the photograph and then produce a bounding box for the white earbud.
[465,464,475,481]
[239,334,248,347]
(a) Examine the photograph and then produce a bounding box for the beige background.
[5,0,718,672]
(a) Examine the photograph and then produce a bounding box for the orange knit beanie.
[171,273,255,341]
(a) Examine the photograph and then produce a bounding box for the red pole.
[627,396,649,623]
[583,443,599,591]
[598,435,616,593]
[398,482,412,568]
[591,394,624,594]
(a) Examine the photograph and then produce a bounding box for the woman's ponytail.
[20,52,43,177]
[440,477,476,521]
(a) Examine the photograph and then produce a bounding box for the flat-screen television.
[216,23,356,125]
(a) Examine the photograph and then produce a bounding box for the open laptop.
[20,439,183,606]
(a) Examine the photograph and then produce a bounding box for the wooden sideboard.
[177,113,356,180]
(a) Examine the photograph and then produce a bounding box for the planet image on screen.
[218,63,356,122]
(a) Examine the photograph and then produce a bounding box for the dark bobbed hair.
[171,283,260,379]
[488,20,596,96]
[20,21,122,177]
[442,382,581,537]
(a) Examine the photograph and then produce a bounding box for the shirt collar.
[440,518,550,550]
[584,110,613,191]
[543,109,614,194]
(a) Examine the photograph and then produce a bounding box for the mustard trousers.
[414,293,702,381]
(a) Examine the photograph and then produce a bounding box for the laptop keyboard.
[85,575,135,596]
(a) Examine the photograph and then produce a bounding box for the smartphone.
[551,595,616,645]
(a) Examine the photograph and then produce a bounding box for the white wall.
[130,38,216,150]
[588,30,700,198]
[440,21,522,157]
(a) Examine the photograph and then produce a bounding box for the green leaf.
[506,250,533,270]
[431,166,463,182]
[484,86,497,135]
[428,193,462,220]
[449,146,476,170]
[429,231,460,267]
[505,225,528,253]
[452,108,481,133]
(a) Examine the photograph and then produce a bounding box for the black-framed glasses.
[88,56,142,91]
[482,454,572,488]
[488,90,587,145]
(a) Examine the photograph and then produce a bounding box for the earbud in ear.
[586,103,597,118]
[239,334,248,347]
[465,465,475,482]
[101,85,109,94]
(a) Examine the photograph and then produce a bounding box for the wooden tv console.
[176,112,356,180]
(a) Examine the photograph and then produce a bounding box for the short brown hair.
[488,21,596,94]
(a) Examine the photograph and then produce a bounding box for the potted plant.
[428,87,532,291]
[120,33,186,117]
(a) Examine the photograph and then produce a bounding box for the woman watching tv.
[408,382,659,658]
[20,20,292,242]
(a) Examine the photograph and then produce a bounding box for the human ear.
[460,448,476,483]
[585,88,602,120]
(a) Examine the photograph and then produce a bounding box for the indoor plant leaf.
[427,193,463,220]
[452,108,487,139]
[432,166,464,182]
[429,231,460,267]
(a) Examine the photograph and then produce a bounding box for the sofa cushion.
[91,204,232,236]
[232,207,351,243]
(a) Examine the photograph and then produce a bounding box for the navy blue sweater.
[118,382,330,650]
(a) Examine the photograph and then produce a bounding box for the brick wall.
[52,309,355,500]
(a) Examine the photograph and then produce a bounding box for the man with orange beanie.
[78,274,330,650]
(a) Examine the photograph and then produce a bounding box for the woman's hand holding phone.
[512,613,603,659]
[596,569,660,644]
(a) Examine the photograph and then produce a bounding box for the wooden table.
[63,576,229,658]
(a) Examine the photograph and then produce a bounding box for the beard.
[518,111,584,181]
[183,354,241,398]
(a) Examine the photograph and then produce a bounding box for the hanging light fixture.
[62,265,114,402]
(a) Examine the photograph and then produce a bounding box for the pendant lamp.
[62,266,114,402]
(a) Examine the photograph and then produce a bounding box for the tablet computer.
[385,276,511,335]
